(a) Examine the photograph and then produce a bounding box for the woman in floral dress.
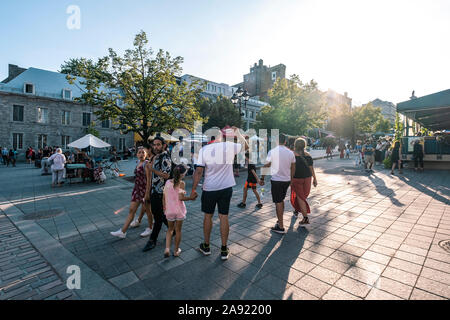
[111,147,150,239]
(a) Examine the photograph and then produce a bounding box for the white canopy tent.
[68,134,111,149]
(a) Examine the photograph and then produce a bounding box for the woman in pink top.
[164,165,197,257]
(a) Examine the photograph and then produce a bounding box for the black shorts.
[271,180,291,203]
[201,187,233,215]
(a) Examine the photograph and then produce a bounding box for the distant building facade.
[370,98,396,124]
[234,59,286,100]
[180,74,233,98]
[0,64,134,159]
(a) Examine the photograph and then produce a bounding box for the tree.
[62,31,204,146]
[198,95,240,130]
[326,104,354,138]
[394,112,404,141]
[255,75,327,136]
[352,103,391,136]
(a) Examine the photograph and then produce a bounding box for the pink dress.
[164,180,187,221]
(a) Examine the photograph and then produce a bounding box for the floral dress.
[131,160,148,203]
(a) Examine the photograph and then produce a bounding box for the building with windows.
[234,59,286,100]
[180,74,269,130]
[370,98,396,124]
[0,64,134,159]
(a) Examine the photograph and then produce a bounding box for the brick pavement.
[0,158,449,300]
[0,210,76,300]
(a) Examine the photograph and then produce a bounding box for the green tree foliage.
[326,104,354,138]
[62,31,204,145]
[86,123,100,137]
[198,95,241,130]
[255,75,327,136]
[353,103,391,136]
[394,112,404,141]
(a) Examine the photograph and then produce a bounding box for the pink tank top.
[164,180,187,215]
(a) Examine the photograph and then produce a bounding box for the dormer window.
[62,89,72,100]
[24,83,35,94]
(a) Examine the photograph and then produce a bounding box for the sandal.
[174,248,182,257]
[299,217,310,225]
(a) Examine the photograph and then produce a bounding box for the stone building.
[234,59,286,100]
[180,74,269,131]
[0,64,134,160]
[370,98,396,124]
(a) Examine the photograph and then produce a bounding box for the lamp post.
[231,86,250,129]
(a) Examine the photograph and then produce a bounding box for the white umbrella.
[68,134,111,149]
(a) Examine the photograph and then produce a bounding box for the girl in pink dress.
[163,165,197,257]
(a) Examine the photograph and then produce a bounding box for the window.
[101,137,109,143]
[37,107,49,124]
[24,83,35,94]
[13,105,24,122]
[61,136,70,149]
[271,71,277,81]
[37,134,47,149]
[62,89,72,100]
[82,112,91,126]
[101,119,110,128]
[13,133,23,150]
[62,111,70,125]
[119,138,126,151]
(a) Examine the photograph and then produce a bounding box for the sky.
[1,0,449,106]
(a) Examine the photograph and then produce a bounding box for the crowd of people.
[1,147,18,167]
[110,129,318,260]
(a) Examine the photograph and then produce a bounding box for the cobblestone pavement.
[0,156,449,300]
[0,211,76,300]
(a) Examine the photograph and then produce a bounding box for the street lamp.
[231,86,250,128]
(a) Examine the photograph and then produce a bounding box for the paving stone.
[334,276,371,298]
[415,277,450,299]
[294,274,331,298]
[108,271,139,289]
[366,288,403,300]
[322,286,362,300]
[409,288,446,300]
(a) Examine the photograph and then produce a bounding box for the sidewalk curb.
[0,196,128,300]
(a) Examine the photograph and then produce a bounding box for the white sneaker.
[110,229,126,239]
[130,219,141,228]
[140,228,152,237]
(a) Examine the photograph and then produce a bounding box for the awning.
[68,134,111,149]
[397,89,450,130]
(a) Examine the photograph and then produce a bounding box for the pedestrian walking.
[237,152,263,209]
[163,165,197,258]
[9,149,17,167]
[142,137,173,252]
[390,141,402,175]
[2,147,9,165]
[326,145,333,159]
[48,148,66,187]
[191,127,248,260]
[290,138,318,226]
[130,145,155,237]
[413,139,424,172]
[111,147,150,239]
[261,134,296,234]
[363,140,375,172]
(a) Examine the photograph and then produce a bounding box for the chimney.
[2,64,27,83]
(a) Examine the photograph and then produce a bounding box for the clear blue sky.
[1,0,449,105]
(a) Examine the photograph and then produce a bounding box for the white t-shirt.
[196,142,242,191]
[266,145,296,182]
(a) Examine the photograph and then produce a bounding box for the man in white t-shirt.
[191,127,248,260]
[261,134,296,234]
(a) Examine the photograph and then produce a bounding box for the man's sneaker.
[143,240,156,252]
[256,203,263,209]
[221,247,230,260]
[199,243,211,256]
[110,229,126,239]
[299,217,310,226]
[130,219,141,228]
[140,227,152,237]
[271,223,286,234]
[237,202,246,208]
